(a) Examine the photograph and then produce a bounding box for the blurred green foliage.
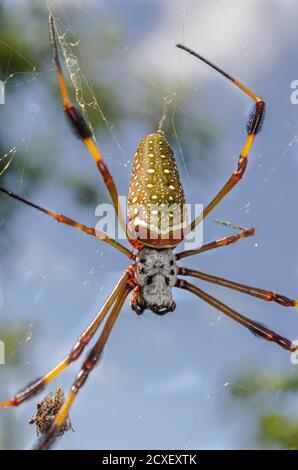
[260,415,298,450]
[0,1,219,449]
[0,1,217,215]
[0,327,27,450]
[0,2,125,210]
[232,370,298,397]
[1,328,26,363]
[232,369,298,449]
[0,5,46,74]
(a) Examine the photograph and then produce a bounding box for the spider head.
[133,247,177,315]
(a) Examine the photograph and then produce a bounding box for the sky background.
[0,0,298,450]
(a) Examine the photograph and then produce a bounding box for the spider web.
[0,0,298,451]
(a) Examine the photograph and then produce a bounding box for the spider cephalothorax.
[132,247,178,315]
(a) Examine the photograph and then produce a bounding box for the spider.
[0,16,297,450]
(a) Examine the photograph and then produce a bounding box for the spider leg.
[176,44,265,233]
[36,284,131,450]
[48,15,126,233]
[176,226,254,260]
[0,187,133,259]
[176,279,297,352]
[178,267,298,308]
[0,271,131,408]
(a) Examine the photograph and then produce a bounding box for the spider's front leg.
[48,15,126,233]
[176,44,265,241]
[176,225,255,260]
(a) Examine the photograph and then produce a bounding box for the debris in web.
[215,218,251,232]
[29,388,74,437]
[158,94,174,132]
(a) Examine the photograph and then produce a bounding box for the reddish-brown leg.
[176,279,297,352]
[0,271,131,408]
[176,227,254,260]
[48,15,126,233]
[178,267,298,308]
[0,187,133,259]
[37,284,131,450]
[176,44,265,234]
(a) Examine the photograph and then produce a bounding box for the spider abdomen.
[127,131,187,248]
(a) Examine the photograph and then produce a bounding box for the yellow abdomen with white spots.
[127,131,187,248]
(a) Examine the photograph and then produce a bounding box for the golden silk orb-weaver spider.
[0,16,298,450]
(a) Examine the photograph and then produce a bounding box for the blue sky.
[0,0,298,449]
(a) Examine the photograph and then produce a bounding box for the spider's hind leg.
[0,272,129,409]
[37,284,131,450]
